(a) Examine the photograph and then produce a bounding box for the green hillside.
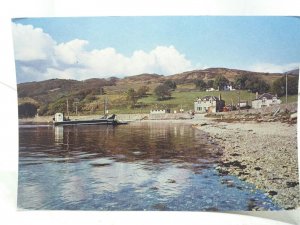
[16,67,298,117]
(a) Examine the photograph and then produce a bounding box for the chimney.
[255,92,258,100]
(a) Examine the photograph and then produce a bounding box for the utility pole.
[74,102,78,115]
[285,73,288,105]
[66,98,69,118]
[103,97,106,117]
[238,91,240,114]
[103,97,108,117]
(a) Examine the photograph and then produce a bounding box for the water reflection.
[18,122,280,210]
[54,126,64,144]
[20,122,214,165]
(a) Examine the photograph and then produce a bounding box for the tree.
[38,104,49,116]
[136,86,149,98]
[207,80,214,88]
[234,74,270,93]
[48,98,69,115]
[245,77,270,93]
[272,76,298,97]
[213,75,229,90]
[126,88,138,108]
[99,87,105,95]
[234,74,249,89]
[154,84,172,100]
[163,80,177,90]
[194,80,207,91]
[18,102,38,118]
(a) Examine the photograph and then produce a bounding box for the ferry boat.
[53,113,126,126]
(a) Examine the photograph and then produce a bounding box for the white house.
[150,109,170,114]
[223,84,235,91]
[194,95,225,113]
[251,93,281,109]
[206,87,216,92]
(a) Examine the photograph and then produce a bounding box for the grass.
[279,94,299,104]
[80,90,298,115]
[139,90,256,111]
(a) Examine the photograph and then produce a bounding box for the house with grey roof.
[251,93,281,109]
[194,95,225,113]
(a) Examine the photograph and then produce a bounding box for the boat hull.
[53,119,119,126]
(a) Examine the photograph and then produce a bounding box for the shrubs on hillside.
[272,76,298,97]
[18,102,38,118]
[154,84,172,100]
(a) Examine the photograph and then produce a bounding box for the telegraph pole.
[66,98,69,118]
[74,102,78,115]
[285,73,288,105]
[104,97,108,117]
[103,97,106,117]
[238,91,240,114]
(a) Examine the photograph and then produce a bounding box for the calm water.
[18,122,280,211]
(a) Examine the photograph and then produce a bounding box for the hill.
[18,77,117,104]
[285,68,299,76]
[17,67,296,116]
[168,68,282,84]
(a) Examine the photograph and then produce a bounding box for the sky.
[11,16,300,83]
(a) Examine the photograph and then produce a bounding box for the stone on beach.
[196,119,299,210]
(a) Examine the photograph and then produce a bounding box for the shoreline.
[18,114,299,209]
[194,119,299,210]
[137,117,299,209]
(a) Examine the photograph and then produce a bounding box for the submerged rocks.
[166,179,176,183]
[90,163,111,167]
[268,190,278,196]
[197,120,299,209]
[221,179,235,188]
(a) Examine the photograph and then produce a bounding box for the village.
[150,85,285,118]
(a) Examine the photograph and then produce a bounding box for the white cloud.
[54,39,88,65]
[12,23,56,62]
[250,62,300,73]
[12,22,193,83]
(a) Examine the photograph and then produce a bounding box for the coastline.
[195,118,299,210]
[18,113,299,210]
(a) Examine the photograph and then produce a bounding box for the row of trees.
[272,76,298,97]
[194,76,231,91]
[234,74,270,93]
[194,74,298,96]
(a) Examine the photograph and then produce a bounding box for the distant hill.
[17,67,287,115]
[118,73,164,84]
[17,77,117,104]
[168,68,282,83]
[284,68,299,76]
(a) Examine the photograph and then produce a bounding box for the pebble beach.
[197,120,299,210]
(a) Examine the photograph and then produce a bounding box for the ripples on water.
[18,122,280,211]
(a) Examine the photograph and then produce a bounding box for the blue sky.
[12,16,300,82]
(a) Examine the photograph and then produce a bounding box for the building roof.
[257,93,277,100]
